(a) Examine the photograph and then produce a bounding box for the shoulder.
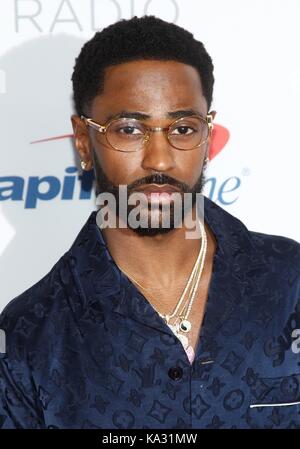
[205,196,300,268]
[0,252,74,355]
[208,196,300,312]
[244,230,300,324]
[249,229,300,268]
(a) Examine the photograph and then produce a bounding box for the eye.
[118,126,143,135]
[112,123,144,136]
[171,125,195,135]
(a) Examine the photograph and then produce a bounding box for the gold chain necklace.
[116,219,207,357]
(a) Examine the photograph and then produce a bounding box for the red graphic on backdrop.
[30,124,230,160]
[209,124,230,160]
[30,134,74,144]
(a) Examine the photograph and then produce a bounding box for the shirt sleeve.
[0,311,45,429]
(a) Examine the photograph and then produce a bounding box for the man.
[1,16,300,430]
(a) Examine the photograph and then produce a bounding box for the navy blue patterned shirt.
[1,196,300,429]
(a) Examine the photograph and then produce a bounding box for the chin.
[126,206,183,236]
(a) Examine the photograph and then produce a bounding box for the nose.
[141,130,176,173]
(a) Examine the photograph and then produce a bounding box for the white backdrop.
[0,0,299,312]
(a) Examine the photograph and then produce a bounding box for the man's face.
[72,60,213,236]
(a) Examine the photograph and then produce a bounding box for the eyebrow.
[104,109,203,123]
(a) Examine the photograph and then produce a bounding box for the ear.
[71,114,93,170]
[208,109,217,139]
[209,110,217,120]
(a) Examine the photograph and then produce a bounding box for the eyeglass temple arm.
[80,115,106,133]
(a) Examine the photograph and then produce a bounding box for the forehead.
[91,60,207,119]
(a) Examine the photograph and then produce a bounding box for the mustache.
[128,173,189,193]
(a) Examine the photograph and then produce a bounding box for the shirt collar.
[66,195,257,344]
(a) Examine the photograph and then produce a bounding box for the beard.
[92,150,208,237]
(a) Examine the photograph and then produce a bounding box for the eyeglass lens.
[105,116,208,151]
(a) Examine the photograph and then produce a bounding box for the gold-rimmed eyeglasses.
[80,112,215,153]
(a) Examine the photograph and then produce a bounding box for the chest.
[144,249,215,356]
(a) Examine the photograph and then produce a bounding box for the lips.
[134,184,181,195]
[132,184,181,204]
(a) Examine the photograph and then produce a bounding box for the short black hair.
[71,15,214,117]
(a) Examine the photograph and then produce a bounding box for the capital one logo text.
[0,167,241,208]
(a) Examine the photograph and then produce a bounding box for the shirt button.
[168,366,183,380]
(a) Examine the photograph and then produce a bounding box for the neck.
[100,204,216,291]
